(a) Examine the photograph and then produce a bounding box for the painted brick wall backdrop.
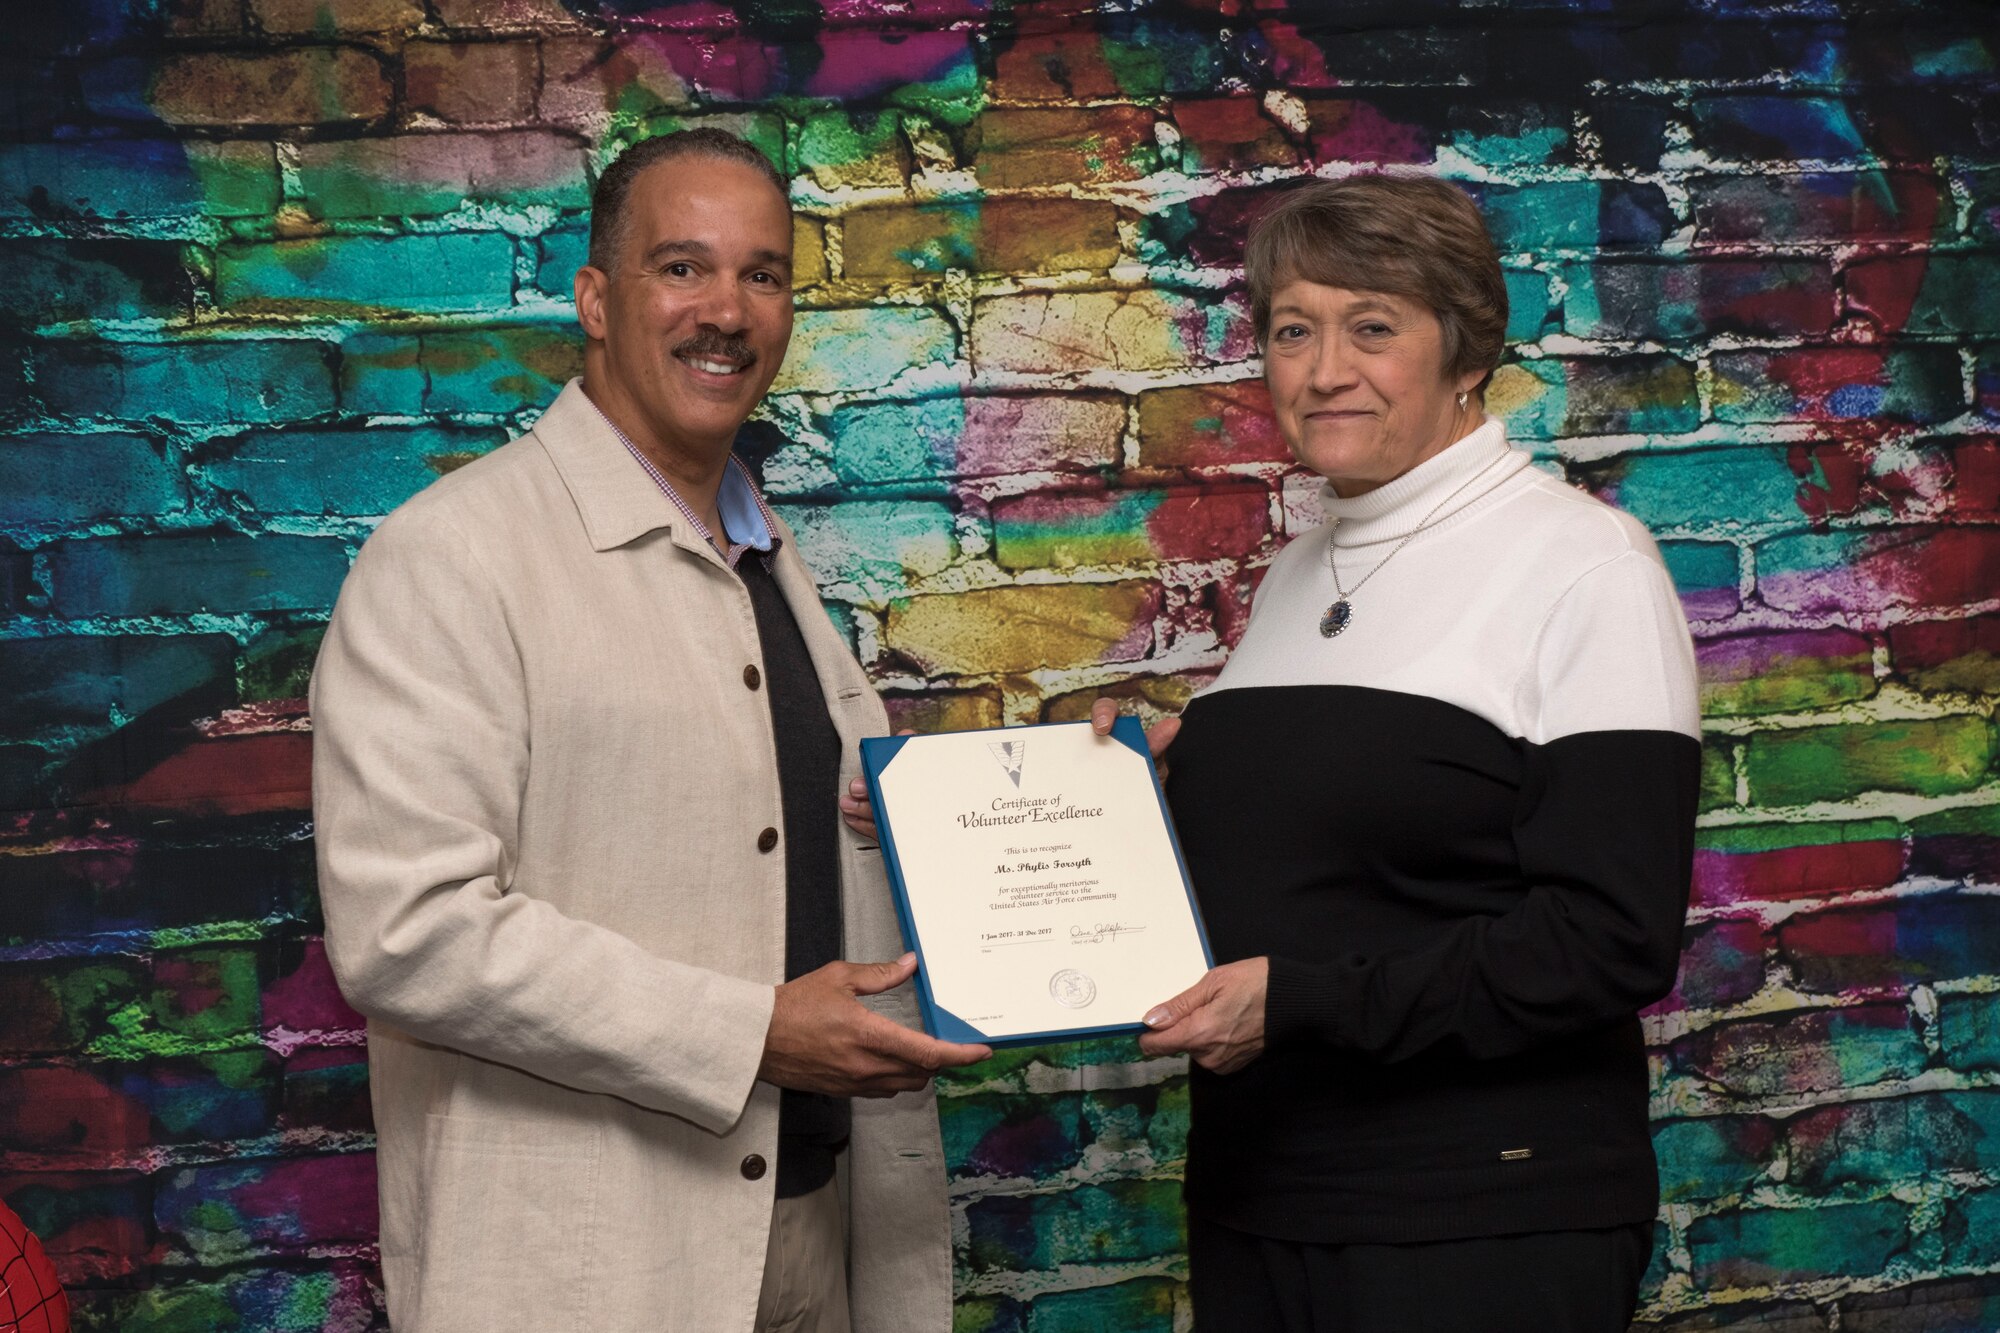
[2,0,1997,1328]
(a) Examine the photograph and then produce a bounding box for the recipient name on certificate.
[861,718,1213,1047]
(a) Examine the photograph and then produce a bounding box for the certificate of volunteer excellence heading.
[860,719,1214,1047]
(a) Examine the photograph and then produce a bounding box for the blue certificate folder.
[860,718,1215,1048]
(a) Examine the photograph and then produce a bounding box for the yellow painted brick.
[886,583,1159,674]
[979,199,1120,274]
[251,0,422,34]
[794,217,827,287]
[972,290,1230,374]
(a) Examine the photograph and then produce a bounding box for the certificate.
[860,718,1214,1046]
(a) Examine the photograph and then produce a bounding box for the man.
[310,129,989,1333]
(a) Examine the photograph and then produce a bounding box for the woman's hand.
[1138,958,1269,1075]
[1087,697,1181,779]
[840,729,915,839]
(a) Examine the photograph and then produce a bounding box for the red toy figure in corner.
[0,1201,67,1333]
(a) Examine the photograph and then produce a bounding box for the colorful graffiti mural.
[1,0,1997,1328]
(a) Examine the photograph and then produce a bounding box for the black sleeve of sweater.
[1263,728,1700,1062]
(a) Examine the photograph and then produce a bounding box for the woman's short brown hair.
[1244,175,1509,390]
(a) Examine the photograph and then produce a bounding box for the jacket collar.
[533,377,772,558]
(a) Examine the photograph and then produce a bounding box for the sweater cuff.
[1263,955,1340,1048]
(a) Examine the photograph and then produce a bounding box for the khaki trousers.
[754,1178,850,1333]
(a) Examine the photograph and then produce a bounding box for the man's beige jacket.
[310,380,951,1332]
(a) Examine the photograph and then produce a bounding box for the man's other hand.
[760,953,990,1097]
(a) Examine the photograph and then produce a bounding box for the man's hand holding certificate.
[860,718,1213,1046]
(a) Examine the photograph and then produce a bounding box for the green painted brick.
[143,947,262,1046]
[1690,1199,1910,1286]
[1488,356,1699,440]
[295,131,589,219]
[1026,1277,1177,1333]
[1744,715,1996,806]
[796,109,908,191]
[1700,740,1737,813]
[216,233,516,314]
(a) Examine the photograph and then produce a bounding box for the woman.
[1115,175,1701,1329]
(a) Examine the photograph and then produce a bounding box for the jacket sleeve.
[309,507,774,1132]
[1262,549,1702,1063]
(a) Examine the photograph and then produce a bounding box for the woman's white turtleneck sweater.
[1164,419,1703,1245]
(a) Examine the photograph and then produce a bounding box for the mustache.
[674,331,757,366]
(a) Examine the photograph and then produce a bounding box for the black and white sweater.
[1167,419,1701,1245]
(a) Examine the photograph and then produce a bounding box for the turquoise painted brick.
[536,226,590,300]
[1945,1189,2000,1268]
[337,332,424,415]
[32,339,336,425]
[1788,1092,2000,1189]
[773,501,955,601]
[0,634,236,738]
[1673,1004,1929,1098]
[826,398,959,488]
[1591,447,1806,530]
[773,308,958,395]
[1448,102,1571,167]
[1492,356,1699,439]
[964,1178,1184,1274]
[0,241,194,327]
[1480,180,1605,251]
[425,327,584,415]
[1690,1200,1911,1286]
[0,433,184,528]
[295,131,590,219]
[216,233,516,314]
[1652,1116,1779,1203]
[1025,1278,1178,1332]
[1503,270,1553,343]
[940,1091,1085,1181]
[1939,992,2000,1073]
[47,531,352,616]
[0,140,278,220]
[339,328,580,417]
[200,424,506,517]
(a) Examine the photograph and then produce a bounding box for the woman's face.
[1263,281,1485,499]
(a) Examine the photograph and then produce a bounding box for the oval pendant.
[1320,600,1352,638]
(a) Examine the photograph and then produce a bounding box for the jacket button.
[741,1154,767,1181]
[757,827,779,853]
[743,665,761,690]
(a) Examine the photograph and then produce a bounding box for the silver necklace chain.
[1319,454,1508,639]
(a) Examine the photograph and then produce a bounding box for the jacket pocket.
[412,1114,602,1333]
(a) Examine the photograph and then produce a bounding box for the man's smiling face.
[577,155,794,464]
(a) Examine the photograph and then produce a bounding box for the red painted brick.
[1174,97,1299,173]
[403,40,538,123]
[1889,615,2000,694]
[1691,171,1949,243]
[150,49,391,128]
[0,1066,150,1156]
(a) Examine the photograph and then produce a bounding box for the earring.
[1457,391,1468,410]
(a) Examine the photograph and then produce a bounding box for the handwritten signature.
[1070,922,1146,944]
